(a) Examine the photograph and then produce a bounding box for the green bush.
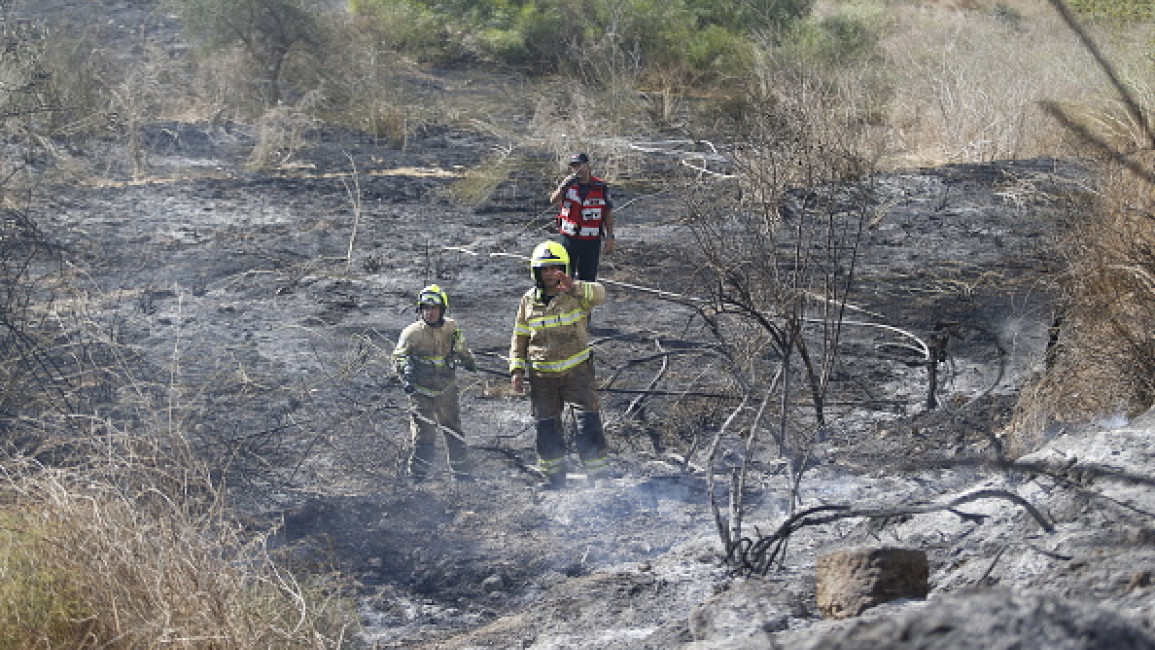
[1067,0,1153,23]
[687,0,813,33]
[499,3,569,69]
[481,26,527,64]
[352,0,453,63]
[352,0,812,89]
[686,24,756,84]
[784,4,885,66]
[587,0,695,69]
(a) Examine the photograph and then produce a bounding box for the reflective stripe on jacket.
[509,281,606,376]
[394,317,475,397]
[557,177,611,241]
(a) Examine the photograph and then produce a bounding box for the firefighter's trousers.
[528,360,609,479]
[407,389,470,480]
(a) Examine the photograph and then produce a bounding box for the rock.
[816,547,928,619]
[688,578,802,647]
[481,572,506,592]
[802,589,1155,649]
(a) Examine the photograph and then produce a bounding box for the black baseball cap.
[568,152,589,165]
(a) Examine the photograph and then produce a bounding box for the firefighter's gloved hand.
[462,357,477,372]
[402,382,415,395]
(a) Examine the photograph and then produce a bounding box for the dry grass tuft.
[1008,146,1155,455]
[878,0,1148,167]
[0,438,356,648]
[247,94,324,171]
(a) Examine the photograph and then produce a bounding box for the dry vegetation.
[878,0,1091,166]
[1010,143,1155,453]
[2,0,1155,645]
[0,438,356,647]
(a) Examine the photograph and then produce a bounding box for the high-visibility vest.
[557,177,610,241]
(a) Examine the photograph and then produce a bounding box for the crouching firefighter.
[393,284,478,482]
[509,241,612,489]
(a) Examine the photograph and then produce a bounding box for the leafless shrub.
[171,0,329,108]
[728,488,1054,576]
[303,14,417,148]
[0,16,101,437]
[568,15,646,131]
[0,199,361,643]
[247,91,323,170]
[0,8,209,183]
[0,209,62,437]
[1010,157,1155,453]
[676,36,883,559]
[30,24,116,139]
[109,40,190,180]
[188,46,263,122]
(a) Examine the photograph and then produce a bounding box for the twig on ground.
[729,488,1053,575]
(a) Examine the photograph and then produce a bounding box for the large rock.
[816,547,928,618]
[803,588,1155,649]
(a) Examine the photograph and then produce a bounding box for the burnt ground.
[33,112,1144,648]
[15,1,1155,648]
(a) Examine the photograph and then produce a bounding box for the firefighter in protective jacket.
[393,284,477,482]
[509,241,611,489]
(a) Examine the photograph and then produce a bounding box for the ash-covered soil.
[37,119,1143,648]
[16,1,1155,648]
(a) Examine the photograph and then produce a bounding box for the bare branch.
[730,488,1053,575]
[707,394,751,552]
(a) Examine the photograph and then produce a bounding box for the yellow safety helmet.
[530,241,570,280]
[416,284,449,312]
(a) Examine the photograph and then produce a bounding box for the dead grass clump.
[1008,152,1155,456]
[447,147,530,207]
[247,93,324,171]
[0,450,357,648]
[879,1,1138,167]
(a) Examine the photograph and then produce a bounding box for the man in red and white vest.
[548,152,615,281]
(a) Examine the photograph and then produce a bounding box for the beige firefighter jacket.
[393,317,476,397]
[509,281,606,377]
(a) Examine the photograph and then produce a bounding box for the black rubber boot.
[536,418,567,490]
[577,411,609,486]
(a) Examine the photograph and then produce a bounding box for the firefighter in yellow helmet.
[393,284,478,482]
[509,241,611,489]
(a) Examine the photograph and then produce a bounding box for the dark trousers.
[534,412,607,470]
[528,360,607,474]
[560,235,602,281]
[407,391,471,479]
